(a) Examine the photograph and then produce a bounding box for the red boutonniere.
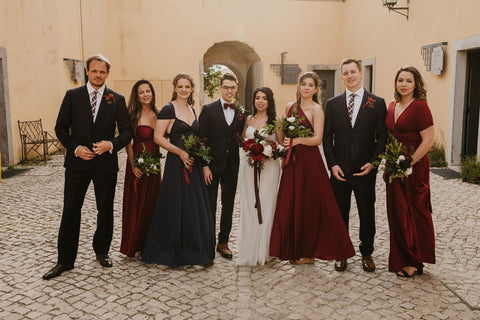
[103,93,116,104]
[236,103,246,120]
[363,97,375,109]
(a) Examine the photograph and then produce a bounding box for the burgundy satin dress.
[120,125,161,257]
[269,106,355,261]
[385,100,435,272]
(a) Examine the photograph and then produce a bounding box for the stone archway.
[200,41,263,112]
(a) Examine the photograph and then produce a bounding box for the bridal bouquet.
[134,143,162,176]
[181,134,212,184]
[242,128,278,170]
[374,135,412,183]
[241,127,282,224]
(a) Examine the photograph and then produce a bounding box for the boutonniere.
[235,102,246,120]
[103,93,116,104]
[362,97,375,109]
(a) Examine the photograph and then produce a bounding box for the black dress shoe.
[362,255,375,272]
[334,259,347,272]
[96,254,113,268]
[216,243,233,259]
[42,264,74,280]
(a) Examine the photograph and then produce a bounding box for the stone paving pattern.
[0,151,479,319]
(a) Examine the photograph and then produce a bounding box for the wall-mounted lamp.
[383,0,409,19]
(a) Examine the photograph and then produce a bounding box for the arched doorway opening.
[200,41,262,112]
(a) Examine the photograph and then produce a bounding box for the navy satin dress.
[141,103,215,266]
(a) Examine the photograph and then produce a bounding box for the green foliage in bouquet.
[182,134,212,164]
[134,143,162,176]
[264,109,314,138]
[374,134,412,183]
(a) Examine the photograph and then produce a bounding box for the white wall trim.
[448,36,480,165]
[0,47,13,166]
[362,57,376,94]
[307,64,341,95]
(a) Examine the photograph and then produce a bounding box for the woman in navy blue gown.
[141,73,215,267]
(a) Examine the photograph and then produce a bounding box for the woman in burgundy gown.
[120,80,161,257]
[270,72,355,264]
[385,66,435,277]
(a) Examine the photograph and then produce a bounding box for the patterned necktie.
[91,91,98,119]
[347,93,355,123]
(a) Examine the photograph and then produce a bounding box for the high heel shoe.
[396,269,414,278]
[416,267,423,275]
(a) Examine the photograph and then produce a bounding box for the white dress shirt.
[74,82,111,157]
[220,97,235,126]
[345,87,365,127]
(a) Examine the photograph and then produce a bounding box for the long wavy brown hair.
[295,72,321,110]
[171,73,195,106]
[127,80,157,136]
[394,66,427,102]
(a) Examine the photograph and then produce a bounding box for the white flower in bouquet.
[263,144,273,157]
[277,145,285,152]
[396,155,405,165]
[288,125,295,130]
[286,117,296,123]
[245,126,255,139]
[260,140,267,145]
[138,157,144,164]
[406,167,413,175]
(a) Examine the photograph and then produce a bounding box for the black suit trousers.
[330,171,377,256]
[206,162,238,244]
[57,167,117,265]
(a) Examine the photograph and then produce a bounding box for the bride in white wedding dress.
[237,87,282,266]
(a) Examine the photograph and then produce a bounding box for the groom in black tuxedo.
[43,54,132,280]
[199,73,245,259]
[323,58,387,273]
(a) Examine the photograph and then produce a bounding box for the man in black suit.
[199,73,245,259]
[43,54,132,280]
[323,58,387,273]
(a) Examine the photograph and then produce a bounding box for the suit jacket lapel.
[81,85,96,125]
[95,87,109,124]
[339,92,352,128]
[214,99,229,128]
[353,91,370,129]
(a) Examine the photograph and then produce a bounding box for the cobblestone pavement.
[0,151,479,320]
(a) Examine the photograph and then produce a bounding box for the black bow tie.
[223,103,236,110]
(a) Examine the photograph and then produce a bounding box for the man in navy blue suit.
[199,73,245,259]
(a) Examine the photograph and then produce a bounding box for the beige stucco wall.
[342,0,480,147]
[1,0,480,165]
[103,0,345,109]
